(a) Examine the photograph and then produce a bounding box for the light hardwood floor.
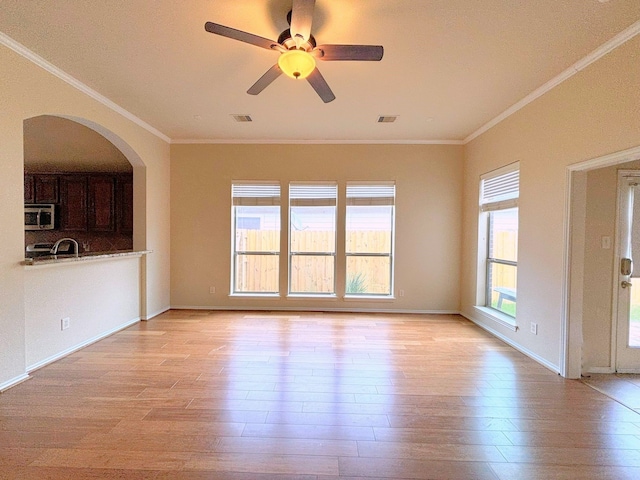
[582,373,640,414]
[2,310,640,479]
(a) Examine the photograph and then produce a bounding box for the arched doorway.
[23,114,149,318]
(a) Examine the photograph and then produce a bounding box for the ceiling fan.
[204,0,384,103]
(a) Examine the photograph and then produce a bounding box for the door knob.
[622,281,633,288]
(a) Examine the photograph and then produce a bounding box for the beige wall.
[170,144,464,312]
[0,44,171,389]
[461,36,640,373]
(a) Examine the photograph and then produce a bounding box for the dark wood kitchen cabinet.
[34,175,59,203]
[24,174,59,203]
[60,175,117,232]
[28,172,131,233]
[88,176,115,232]
[24,175,34,203]
[117,175,134,234]
[60,176,88,231]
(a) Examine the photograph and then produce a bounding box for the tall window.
[479,165,519,317]
[289,183,337,295]
[231,183,280,294]
[346,183,395,296]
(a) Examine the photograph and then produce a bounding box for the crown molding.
[464,19,640,145]
[172,138,465,145]
[0,31,171,144]
[4,17,638,148]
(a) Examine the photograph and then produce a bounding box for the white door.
[615,172,640,372]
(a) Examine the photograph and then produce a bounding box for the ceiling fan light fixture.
[278,49,316,79]
[205,1,383,101]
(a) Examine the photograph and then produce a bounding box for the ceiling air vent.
[377,115,398,123]
[232,114,253,122]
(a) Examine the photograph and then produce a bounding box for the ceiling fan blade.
[290,0,316,44]
[247,64,283,95]
[315,44,384,61]
[205,22,279,51]
[306,67,335,103]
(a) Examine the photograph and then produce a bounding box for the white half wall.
[24,256,142,370]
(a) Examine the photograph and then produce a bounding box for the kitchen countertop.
[22,250,151,267]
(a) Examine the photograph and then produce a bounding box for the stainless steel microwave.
[25,204,55,230]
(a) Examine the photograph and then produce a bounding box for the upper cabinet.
[88,176,115,232]
[27,172,132,233]
[24,174,59,203]
[24,175,34,203]
[60,175,88,231]
[117,175,134,234]
[35,175,59,203]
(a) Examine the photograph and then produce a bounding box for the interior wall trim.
[0,31,463,147]
[142,306,171,321]
[25,317,140,374]
[172,138,466,145]
[460,312,561,375]
[568,145,640,173]
[0,373,30,393]
[0,32,171,144]
[2,20,638,147]
[170,305,460,315]
[464,20,640,145]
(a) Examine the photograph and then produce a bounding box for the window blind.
[232,183,280,206]
[480,167,519,211]
[289,183,337,206]
[346,183,395,206]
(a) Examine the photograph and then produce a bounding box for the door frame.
[563,145,640,378]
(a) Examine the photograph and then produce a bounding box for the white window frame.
[475,163,519,329]
[231,182,281,296]
[288,182,338,296]
[345,182,395,297]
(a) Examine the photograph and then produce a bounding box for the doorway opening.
[565,146,640,378]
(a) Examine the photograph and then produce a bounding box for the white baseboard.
[170,305,460,315]
[142,306,171,321]
[460,312,561,375]
[26,317,140,373]
[0,373,30,393]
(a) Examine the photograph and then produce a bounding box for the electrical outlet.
[209,286,216,294]
[399,289,405,297]
[61,317,70,330]
[530,322,538,335]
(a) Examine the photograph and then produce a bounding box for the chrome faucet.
[50,238,79,256]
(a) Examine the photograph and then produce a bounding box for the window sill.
[287,294,338,300]
[229,293,281,298]
[344,295,395,301]
[473,306,518,331]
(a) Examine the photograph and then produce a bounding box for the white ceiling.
[1,0,639,143]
